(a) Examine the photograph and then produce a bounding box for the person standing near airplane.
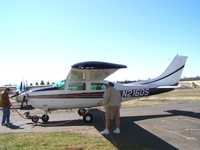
[100,82,122,135]
[1,88,12,126]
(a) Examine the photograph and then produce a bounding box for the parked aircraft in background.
[14,55,187,123]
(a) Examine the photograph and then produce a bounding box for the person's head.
[106,82,114,89]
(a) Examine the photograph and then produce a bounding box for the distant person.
[1,88,12,126]
[100,82,122,135]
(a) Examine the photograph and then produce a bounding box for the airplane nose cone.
[16,94,23,102]
[15,93,27,103]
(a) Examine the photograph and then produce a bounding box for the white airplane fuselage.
[28,89,104,110]
[20,82,173,110]
[16,55,187,112]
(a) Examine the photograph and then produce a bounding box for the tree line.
[180,76,200,81]
[29,81,55,86]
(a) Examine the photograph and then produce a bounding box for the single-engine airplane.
[15,55,187,123]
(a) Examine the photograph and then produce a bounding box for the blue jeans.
[2,106,10,124]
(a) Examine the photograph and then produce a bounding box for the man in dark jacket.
[1,88,12,126]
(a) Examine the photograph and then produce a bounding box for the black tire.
[83,113,93,123]
[31,115,39,123]
[78,108,87,116]
[41,114,49,123]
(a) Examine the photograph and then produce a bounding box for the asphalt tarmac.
[0,100,200,150]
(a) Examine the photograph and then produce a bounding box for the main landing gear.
[78,108,93,123]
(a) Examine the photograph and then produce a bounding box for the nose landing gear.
[20,96,34,110]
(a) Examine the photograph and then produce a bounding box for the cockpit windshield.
[53,80,65,90]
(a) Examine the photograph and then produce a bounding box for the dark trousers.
[2,106,10,124]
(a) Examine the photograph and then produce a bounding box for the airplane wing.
[67,61,127,81]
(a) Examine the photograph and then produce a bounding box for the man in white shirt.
[100,82,122,135]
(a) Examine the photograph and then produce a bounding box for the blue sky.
[0,0,199,85]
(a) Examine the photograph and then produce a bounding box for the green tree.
[40,80,45,85]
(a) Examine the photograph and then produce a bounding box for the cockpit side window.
[67,82,86,91]
[91,83,106,91]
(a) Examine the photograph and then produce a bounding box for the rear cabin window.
[67,82,86,91]
[91,83,106,91]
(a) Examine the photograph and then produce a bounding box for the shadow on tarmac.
[38,109,178,150]
[166,110,200,119]
[5,123,23,129]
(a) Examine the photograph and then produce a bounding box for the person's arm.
[103,88,111,105]
[8,96,11,106]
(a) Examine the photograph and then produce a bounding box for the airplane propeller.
[10,81,28,98]
[10,80,32,109]
[19,81,27,93]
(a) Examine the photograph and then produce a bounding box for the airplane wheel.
[41,114,49,123]
[78,108,86,116]
[31,115,39,123]
[83,113,93,123]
